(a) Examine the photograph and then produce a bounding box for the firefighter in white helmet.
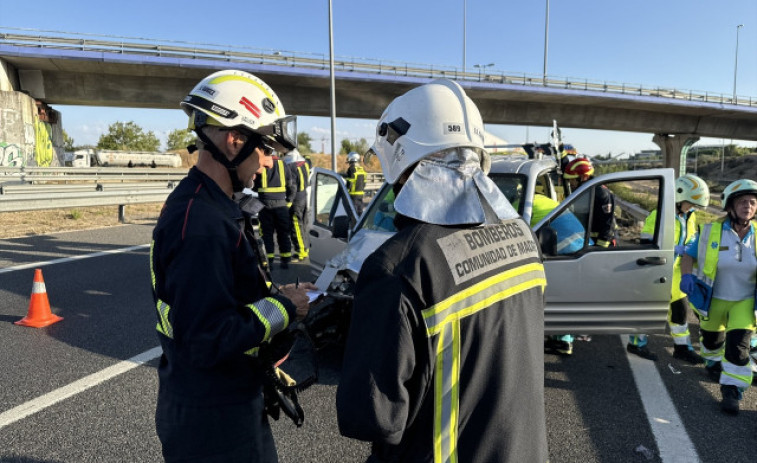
[681,178,757,414]
[344,151,366,215]
[151,69,316,461]
[284,148,311,261]
[336,79,548,462]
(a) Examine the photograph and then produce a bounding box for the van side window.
[539,178,662,257]
[314,172,354,230]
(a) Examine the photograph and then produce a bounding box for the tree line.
[64,121,372,156]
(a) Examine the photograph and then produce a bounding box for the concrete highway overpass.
[3,31,757,171]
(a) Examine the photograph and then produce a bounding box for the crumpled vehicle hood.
[324,228,393,278]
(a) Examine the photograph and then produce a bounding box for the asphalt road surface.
[0,224,756,462]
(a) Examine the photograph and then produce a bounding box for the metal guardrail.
[0,167,187,214]
[0,167,381,214]
[1,29,754,107]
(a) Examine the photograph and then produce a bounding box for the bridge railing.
[1,29,754,107]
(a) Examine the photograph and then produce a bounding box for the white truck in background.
[66,149,183,168]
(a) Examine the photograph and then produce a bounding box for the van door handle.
[636,256,667,266]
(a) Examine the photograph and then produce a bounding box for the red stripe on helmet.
[239,97,261,118]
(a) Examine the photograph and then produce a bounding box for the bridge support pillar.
[0,77,65,167]
[1,58,20,91]
[652,133,700,177]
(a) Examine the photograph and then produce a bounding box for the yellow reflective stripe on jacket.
[247,297,290,343]
[297,163,310,191]
[697,221,757,283]
[150,241,174,338]
[155,299,173,338]
[259,160,287,193]
[640,210,656,242]
[697,223,721,282]
[421,261,546,463]
[422,262,546,336]
[348,166,366,195]
[434,319,460,463]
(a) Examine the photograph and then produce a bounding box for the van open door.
[534,168,676,335]
[308,168,359,272]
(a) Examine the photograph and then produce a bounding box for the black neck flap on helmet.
[193,112,262,193]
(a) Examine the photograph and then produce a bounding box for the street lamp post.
[473,63,494,81]
[543,0,550,83]
[463,0,467,75]
[733,24,744,103]
[328,0,337,170]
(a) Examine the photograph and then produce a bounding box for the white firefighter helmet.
[368,79,488,184]
[181,69,297,152]
[722,178,757,209]
[675,174,710,207]
[284,148,305,164]
[347,152,361,163]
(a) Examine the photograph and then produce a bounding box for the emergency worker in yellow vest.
[284,148,310,261]
[254,154,296,268]
[532,193,586,356]
[151,69,316,462]
[344,151,366,215]
[680,179,757,415]
[639,174,709,364]
[564,157,659,362]
[336,79,548,462]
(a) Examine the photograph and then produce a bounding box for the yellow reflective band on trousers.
[422,261,546,463]
[150,241,174,338]
[292,215,307,256]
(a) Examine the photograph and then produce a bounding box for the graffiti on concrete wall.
[34,118,54,167]
[0,142,24,167]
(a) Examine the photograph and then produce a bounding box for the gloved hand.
[674,245,686,256]
[680,274,696,295]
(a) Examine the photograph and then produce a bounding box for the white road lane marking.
[622,336,700,462]
[0,244,149,274]
[0,346,162,430]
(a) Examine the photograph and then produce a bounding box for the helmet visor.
[259,115,298,152]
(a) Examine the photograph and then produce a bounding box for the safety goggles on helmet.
[256,115,298,152]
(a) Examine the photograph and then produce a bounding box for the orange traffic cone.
[15,268,63,328]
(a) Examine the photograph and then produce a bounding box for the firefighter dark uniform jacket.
[289,160,310,202]
[591,184,617,247]
[151,167,297,405]
[336,214,549,463]
[254,157,295,205]
[345,163,366,197]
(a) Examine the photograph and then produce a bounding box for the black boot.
[627,343,658,361]
[705,361,722,382]
[673,345,704,364]
[720,385,740,415]
[544,337,573,356]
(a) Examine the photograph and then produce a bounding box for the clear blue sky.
[2,0,756,156]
